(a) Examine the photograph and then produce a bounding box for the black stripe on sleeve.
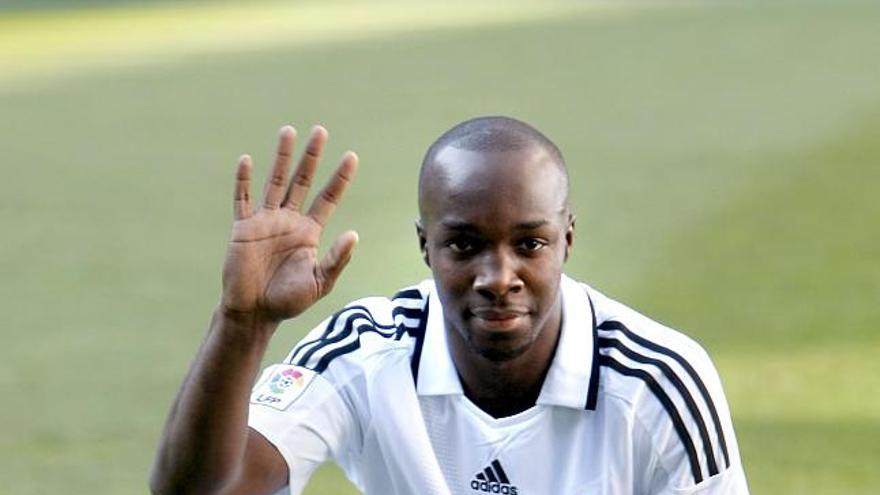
[599,354,704,484]
[287,294,427,375]
[393,288,423,300]
[290,287,424,364]
[313,325,404,373]
[597,320,730,467]
[307,325,366,373]
[309,322,398,373]
[392,305,424,321]
[585,292,601,411]
[294,306,395,367]
[287,309,347,364]
[599,337,719,476]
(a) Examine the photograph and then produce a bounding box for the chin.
[471,338,531,363]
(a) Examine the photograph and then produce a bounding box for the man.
[151,117,749,494]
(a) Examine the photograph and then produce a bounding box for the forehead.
[420,146,567,228]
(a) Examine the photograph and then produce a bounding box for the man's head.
[417,116,574,363]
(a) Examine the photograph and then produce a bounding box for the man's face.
[418,145,573,363]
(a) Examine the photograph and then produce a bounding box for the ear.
[416,220,430,267]
[564,213,575,262]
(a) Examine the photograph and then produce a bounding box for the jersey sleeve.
[635,345,750,495]
[247,322,365,495]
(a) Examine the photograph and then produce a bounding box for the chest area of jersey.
[419,396,622,495]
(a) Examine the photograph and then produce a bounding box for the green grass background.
[1,1,878,493]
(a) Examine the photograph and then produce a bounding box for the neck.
[449,304,562,418]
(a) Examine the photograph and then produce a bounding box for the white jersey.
[248,275,749,495]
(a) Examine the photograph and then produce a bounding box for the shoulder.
[582,283,737,489]
[282,281,433,375]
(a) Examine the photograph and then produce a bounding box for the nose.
[473,248,523,301]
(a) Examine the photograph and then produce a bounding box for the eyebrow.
[439,220,550,231]
[439,221,479,233]
[514,220,550,230]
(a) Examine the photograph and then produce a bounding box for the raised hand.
[220,125,359,324]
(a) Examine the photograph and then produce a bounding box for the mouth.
[469,308,529,331]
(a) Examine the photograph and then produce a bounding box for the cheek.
[525,248,564,274]
[429,256,472,295]
[522,259,564,299]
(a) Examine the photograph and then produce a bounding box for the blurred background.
[1,0,878,493]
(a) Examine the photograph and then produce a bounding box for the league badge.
[250,365,316,411]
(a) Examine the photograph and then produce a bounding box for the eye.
[518,238,547,252]
[447,238,477,254]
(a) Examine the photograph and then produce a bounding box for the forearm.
[149,123,358,494]
[150,308,278,494]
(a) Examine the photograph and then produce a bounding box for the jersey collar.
[415,275,600,411]
[536,275,600,410]
[414,285,463,396]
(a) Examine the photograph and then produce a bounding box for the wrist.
[212,306,280,344]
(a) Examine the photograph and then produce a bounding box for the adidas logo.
[469,459,518,494]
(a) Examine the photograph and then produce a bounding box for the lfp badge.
[269,367,305,394]
[250,365,316,411]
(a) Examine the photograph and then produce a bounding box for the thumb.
[316,230,359,297]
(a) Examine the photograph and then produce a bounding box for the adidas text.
[470,480,518,494]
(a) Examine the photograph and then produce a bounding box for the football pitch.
[1,1,878,493]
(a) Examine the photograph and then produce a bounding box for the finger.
[234,155,253,220]
[262,125,297,209]
[316,230,359,297]
[283,125,327,211]
[307,151,358,226]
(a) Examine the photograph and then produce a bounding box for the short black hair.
[421,115,565,168]
[419,116,568,205]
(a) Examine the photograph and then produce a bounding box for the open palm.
[220,125,359,323]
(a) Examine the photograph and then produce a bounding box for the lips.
[471,308,527,319]
[469,307,529,331]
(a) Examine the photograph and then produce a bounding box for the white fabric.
[248,275,750,494]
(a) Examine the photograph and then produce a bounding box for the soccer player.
[150,117,749,494]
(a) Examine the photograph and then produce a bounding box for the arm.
[150,125,359,495]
